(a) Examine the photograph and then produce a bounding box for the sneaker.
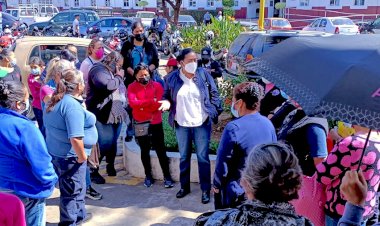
[164,178,174,188]
[86,186,103,200]
[144,177,155,188]
[90,170,106,184]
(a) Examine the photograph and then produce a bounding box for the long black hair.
[176,48,195,63]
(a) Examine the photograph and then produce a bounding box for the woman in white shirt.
[159,48,223,204]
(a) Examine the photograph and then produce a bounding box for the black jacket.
[197,59,223,79]
[120,37,159,86]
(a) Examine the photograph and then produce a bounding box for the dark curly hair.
[233,82,264,111]
[241,143,302,203]
[0,80,26,109]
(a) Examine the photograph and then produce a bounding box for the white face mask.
[184,62,197,74]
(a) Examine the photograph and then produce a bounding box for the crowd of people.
[0,19,379,226]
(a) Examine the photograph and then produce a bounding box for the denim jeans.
[96,121,122,166]
[33,107,45,137]
[125,106,135,138]
[175,118,211,191]
[136,123,171,179]
[17,195,46,226]
[326,214,367,226]
[86,167,91,189]
[52,157,87,226]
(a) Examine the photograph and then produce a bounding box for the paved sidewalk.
[46,157,213,226]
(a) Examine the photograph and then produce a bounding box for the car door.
[98,18,113,37]
[311,19,321,31]
[50,12,71,31]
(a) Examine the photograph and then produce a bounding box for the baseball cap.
[201,47,212,59]
[166,58,178,67]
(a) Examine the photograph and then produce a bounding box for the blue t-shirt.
[213,113,277,188]
[157,18,167,32]
[44,94,98,158]
[132,46,148,69]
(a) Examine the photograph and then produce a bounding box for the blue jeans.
[175,119,212,191]
[17,196,46,226]
[33,107,45,137]
[96,121,122,166]
[86,167,91,189]
[326,215,367,226]
[52,157,87,226]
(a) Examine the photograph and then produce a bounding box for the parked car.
[11,36,111,83]
[264,18,292,30]
[176,15,197,28]
[237,21,259,31]
[136,11,156,27]
[87,17,133,38]
[1,12,18,30]
[303,17,359,35]
[28,10,100,36]
[226,30,332,77]
[359,18,380,34]
[6,4,59,25]
[70,6,122,18]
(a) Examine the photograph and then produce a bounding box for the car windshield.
[87,13,100,22]
[138,13,155,18]
[229,34,255,56]
[179,15,194,22]
[331,18,355,25]
[272,19,291,27]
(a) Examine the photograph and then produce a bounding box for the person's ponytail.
[46,77,66,112]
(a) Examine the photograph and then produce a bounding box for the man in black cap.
[197,47,223,83]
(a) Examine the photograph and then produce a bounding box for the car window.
[331,18,354,26]
[112,19,122,27]
[100,19,113,27]
[262,36,291,53]
[53,12,70,23]
[20,9,36,16]
[54,8,59,14]
[76,46,87,62]
[229,34,256,56]
[319,19,327,27]
[372,18,380,27]
[272,19,291,27]
[41,7,46,13]
[29,46,41,63]
[86,13,99,22]
[311,19,321,27]
[7,10,18,18]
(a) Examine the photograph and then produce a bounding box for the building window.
[105,0,110,6]
[354,0,365,5]
[18,0,23,4]
[330,0,339,6]
[91,0,96,6]
[207,0,214,7]
[26,0,30,4]
[299,0,309,6]
[74,0,79,6]
[234,0,238,6]
[189,0,196,7]
[124,0,130,7]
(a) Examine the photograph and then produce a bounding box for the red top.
[0,192,26,226]
[127,81,164,124]
[27,74,43,110]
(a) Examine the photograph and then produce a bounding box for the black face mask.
[134,33,145,42]
[138,76,150,85]
[202,58,210,64]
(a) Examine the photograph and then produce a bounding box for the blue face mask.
[31,68,40,76]
[230,101,239,118]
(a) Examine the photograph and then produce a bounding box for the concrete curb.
[123,139,216,182]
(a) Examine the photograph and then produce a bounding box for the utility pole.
[258,0,265,30]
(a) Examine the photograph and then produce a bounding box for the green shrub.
[181,17,243,54]
[162,112,219,155]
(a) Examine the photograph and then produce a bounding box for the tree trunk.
[163,0,182,24]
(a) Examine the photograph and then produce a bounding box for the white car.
[303,17,359,35]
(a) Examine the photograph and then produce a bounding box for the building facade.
[285,0,380,28]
